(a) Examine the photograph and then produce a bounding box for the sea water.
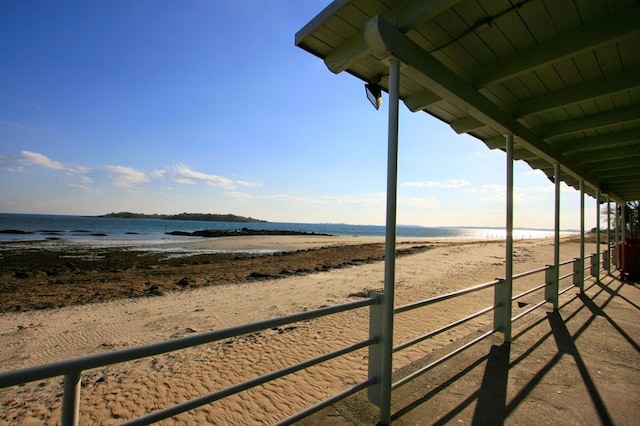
[0,213,569,244]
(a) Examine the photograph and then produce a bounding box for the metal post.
[622,202,626,241]
[61,371,81,426]
[552,163,560,310]
[614,202,619,268]
[574,180,585,290]
[590,253,599,277]
[368,293,384,407]
[379,58,400,426]
[545,265,558,308]
[494,134,514,342]
[606,195,611,272]
[596,189,601,280]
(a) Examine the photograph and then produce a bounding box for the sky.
[0,0,598,230]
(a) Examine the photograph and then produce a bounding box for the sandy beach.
[0,235,597,424]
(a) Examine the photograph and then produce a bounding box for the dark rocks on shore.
[0,229,35,235]
[165,228,332,238]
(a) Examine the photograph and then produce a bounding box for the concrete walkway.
[299,272,640,425]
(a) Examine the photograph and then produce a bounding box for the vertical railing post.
[596,189,601,272]
[552,163,561,309]
[613,202,619,268]
[379,58,400,426]
[577,180,585,291]
[545,265,558,309]
[590,253,599,279]
[61,371,81,426]
[606,195,611,273]
[573,258,583,287]
[368,292,384,407]
[494,133,514,342]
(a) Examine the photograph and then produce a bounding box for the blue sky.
[0,1,597,229]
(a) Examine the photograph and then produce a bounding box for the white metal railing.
[0,250,607,425]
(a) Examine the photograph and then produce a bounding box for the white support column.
[622,202,626,241]
[574,180,585,290]
[494,134,514,342]
[596,189,601,280]
[548,163,561,309]
[606,195,611,272]
[379,58,400,426]
[614,202,619,268]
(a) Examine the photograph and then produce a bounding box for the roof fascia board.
[324,0,462,73]
[509,68,640,118]
[295,0,351,47]
[363,15,600,192]
[470,6,640,88]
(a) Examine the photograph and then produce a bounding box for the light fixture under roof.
[365,83,382,110]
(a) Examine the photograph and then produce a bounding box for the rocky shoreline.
[165,228,332,238]
[0,242,431,312]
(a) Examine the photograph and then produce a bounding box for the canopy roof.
[296,0,640,203]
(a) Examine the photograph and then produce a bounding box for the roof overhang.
[296,0,640,204]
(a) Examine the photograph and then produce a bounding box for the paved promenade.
[301,272,640,425]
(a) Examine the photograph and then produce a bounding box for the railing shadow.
[471,343,510,425]
[390,274,634,425]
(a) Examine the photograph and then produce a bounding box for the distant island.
[97,212,266,223]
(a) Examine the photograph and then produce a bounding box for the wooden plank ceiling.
[296,0,640,203]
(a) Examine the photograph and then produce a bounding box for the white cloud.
[235,180,262,187]
[226,191,254,199]
[105,165,149,188]
[20,150,65,170]
[264,194,320,204]
[467,184,549,203]
[151,169,165,178]
[172,164,234,188]
[398,196,439,209]
[402,179,471,188]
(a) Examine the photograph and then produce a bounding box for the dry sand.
[0,235,596,424]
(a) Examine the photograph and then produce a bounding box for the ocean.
[0,213,568,245]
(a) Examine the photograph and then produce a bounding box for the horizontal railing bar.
[395,280,499,315]
[512,265,548,280]
[511,299,547,322]
[275,378,376,426]
[559,272,574,281]
[392,329,495,391]
[0,297,378,389]
[393,305,495,353]
[512,283,546,301]
[559,259,575,266]
[559,284,575,295]
[121,337,376,425]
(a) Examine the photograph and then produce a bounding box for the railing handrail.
[394,279,499,315]
[0,296,379,389]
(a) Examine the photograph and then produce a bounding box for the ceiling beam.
[450,116,485,134]
[364,15,601,192]
[508,68,640,118]
[583,157,640,172]
[554,128,640,154]
[469,5,640,88]
[323,0,462,74]
[591,166,639,179]
[540,104,640,139]
[567,147,640,164]
[404,89,441,112]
